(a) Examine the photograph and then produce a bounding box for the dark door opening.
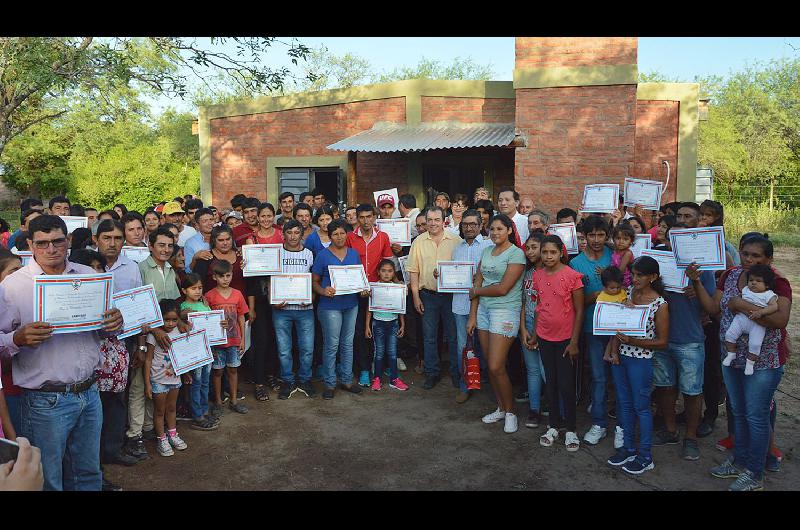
[312,170,342,205]
[422,165,484,207]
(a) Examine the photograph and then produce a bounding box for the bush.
[722,202,800,246]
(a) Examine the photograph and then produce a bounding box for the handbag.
[462,336,481,390]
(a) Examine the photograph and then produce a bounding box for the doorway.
[422,165,484,206]
[278,167,344,204]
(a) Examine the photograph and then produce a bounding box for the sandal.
[255,385,270,401]
[540,427,559,447]
[565,431,581,452]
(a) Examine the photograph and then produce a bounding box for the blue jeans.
[190,363,211,419]
[20,384,103,491]
[273,309,315,385]
[372,319,399,380]
[420,290,457,379]
[454,313,488,391]
[611,355,654,460]
[585,333,611,428]
[5,393,21,435]
[723,364,783,480]
[520,313,545,412]
[318,306,358,388]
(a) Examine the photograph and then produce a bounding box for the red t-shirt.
[204,287,250,348]
[232,223,257,247]
[346,228,393,282]
[249,226,284,245]
[532,265,584,342]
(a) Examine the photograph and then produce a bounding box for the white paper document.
[669,226,726,271]
[34,273,113,334]
[437,261,474,293]
[376,219,412,246]
[624,178,663,210]
[270,273,313,304]
[167,329,214,376]
[549,223,579,254]
[581,184,619,213]
[112,284,163,339]
[60,216,88,235]
[187,310,228,346]
[631,234,652,258]
[593,302,650,337]
[639,249,688,293]
[329,265,369,295]
[121,246,150,263]
[369,282,407,314]
[241,244,282,277]
[397,255,410,285]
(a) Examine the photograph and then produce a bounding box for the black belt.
[421,288,449,296]
[31,375,96,393]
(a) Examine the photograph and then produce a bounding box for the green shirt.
[181,300,210,313]
[478,244,526,310]
[138,256,180,301]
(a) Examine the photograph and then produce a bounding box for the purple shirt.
[106,254,143,293]
[0,258,112,388]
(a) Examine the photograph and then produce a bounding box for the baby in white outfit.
[723,265,779,375]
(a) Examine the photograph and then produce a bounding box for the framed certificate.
[60,216,88,235]
[34,273,113,334]
[581,184,619,213]
[624,178,663,211]
[241,244,282,277]
[593,302,650,337]
[112,284,163,339]
[121,246,150,264]
[15,251,33,266]
[437,261,474,293]
[549,223,579,254]
[631,233,652,258]
[270,273,312,304]
[167,329,214,376]
[369,282,407,314]
[187,310,228,346]
[640,249,688,293]
[397,255,410,285]
[329,265,369,295]
[376,218,412,246]
[669,226,726,271]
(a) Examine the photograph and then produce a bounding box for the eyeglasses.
[461,222,480,228]
[32,238,68,249]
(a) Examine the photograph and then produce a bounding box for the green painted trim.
[198,107,212,206]
[265,156,348,204]
[637,83,700,202]
[513,65,638,89]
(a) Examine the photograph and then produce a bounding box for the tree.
[376,56,494,82]
[292,46,372,92]
[0,37,315,159]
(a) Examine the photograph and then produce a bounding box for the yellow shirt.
[596,290,628,304]
[406,230,463,291]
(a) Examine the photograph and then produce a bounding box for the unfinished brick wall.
[515,37,638,68]
[634,100,680,203]
[209,97,406,205]
[421,97,515,123]
[355,152,409,205]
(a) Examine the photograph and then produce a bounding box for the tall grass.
[722,202,800,247]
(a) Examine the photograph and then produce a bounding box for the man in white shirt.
[398,194,421,238]
[497,186,529,245]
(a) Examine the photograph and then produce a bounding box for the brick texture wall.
[634,100,680,203]
[209,97,405,205]
[355,152,409,205]
[515,37,638,68]
[421,97,515,123]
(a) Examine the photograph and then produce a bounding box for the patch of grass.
[722,202,800,248]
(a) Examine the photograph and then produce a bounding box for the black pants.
[703,320,723,424]
[354,297,372,373]
[99,391,127,463]
[251,300,279,385]
[539,338,577,431]
[507,338,525,387]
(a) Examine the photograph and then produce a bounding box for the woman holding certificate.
[243,203,284,246]
[466,214,526,434]
[311,219,366,399]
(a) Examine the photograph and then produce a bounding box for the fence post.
[769,179,774,211]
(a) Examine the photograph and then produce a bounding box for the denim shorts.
[476,304,519,338]
[212,346,242,369]
[653,342,705,396]
[150,381,181,394]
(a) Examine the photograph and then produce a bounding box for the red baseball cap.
[377,194,395,207]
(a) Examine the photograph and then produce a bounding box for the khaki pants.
[126,366,153,438]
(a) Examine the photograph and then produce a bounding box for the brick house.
[199,37,699,215]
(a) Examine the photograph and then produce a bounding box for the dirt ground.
[106,248,800,491]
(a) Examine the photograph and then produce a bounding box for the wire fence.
[714,184,800,208]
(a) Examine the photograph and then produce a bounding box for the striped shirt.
[280,246,314,311]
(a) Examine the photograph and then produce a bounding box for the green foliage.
[722,202,800,247]
[293,46,372,91]
[376,56,494,83]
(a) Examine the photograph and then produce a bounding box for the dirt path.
[106,249,800,491]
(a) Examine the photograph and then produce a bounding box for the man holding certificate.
[0,215,123,491]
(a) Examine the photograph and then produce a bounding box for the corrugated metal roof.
[327,122,516,153]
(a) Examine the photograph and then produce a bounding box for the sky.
[149,37,800,115]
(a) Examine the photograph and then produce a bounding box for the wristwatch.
[138,345,147,352]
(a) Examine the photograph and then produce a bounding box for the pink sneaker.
[389,378,409,391]
[371,377,382,391]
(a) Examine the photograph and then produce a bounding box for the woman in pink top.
[533,235,584,452]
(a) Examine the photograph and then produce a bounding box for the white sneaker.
[168,433,188,451]
[614,426,624,449]
[156,437,174,457]
[397,357,407,371]
[565,431,581,452]
[722,352,736,366]
[482,407,505,424]
[583,424,607,445]
[504,413,518,433]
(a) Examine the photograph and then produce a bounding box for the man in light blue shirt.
[183,208,216,273]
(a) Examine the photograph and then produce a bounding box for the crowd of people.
[0,185,791,492]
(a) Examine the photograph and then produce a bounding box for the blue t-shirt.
[305,229,331,258]
[664,270,716,344]
[310,246,361,311]
[569,247,613,333]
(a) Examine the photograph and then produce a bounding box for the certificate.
[60,216,88,234]
[631,233,652,258]
[593,302,650,337]
[121,246,150,263]
[373,187,399,210]
[376,218,411,246]
[167,329,214,376]
[15,250,33,266]
[624,178,663,210]
[581,184,619,213]
[270,273,312,304]
[437,261,474,293]
[669,226,726,271]
[549,223,578,254]
[34,273,113,334]
[112,284,163,339]
[369,282,407,314]
[241,244,282,277]
[329,265,369,295]
[640,249,688,293]
[187,310,228,346]
[397,255,410,285]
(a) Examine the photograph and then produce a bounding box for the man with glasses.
[0,215,123,490]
